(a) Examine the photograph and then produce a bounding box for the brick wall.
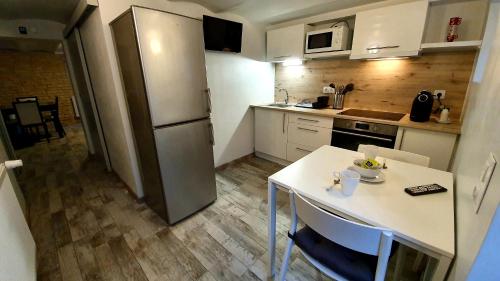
[0,50,79,125]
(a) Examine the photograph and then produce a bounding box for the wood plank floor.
[17,125,420,281]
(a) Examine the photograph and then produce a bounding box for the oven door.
[306,30,335,53]
[331,128,396,151]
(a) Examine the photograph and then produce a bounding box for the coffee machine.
[410,90,434,122]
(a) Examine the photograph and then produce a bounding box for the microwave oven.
[305,24,349,53]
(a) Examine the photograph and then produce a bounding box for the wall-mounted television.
[203,15,242,53]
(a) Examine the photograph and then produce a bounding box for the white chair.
[13,101,50,143]
[358,144,430,279]
[279,190,393,281]
[357,144,430,167]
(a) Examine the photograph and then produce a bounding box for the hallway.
[18,125,332,281]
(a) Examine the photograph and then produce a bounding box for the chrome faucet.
[276,87,289,104]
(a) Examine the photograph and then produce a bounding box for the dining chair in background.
[16,97,38,102]
[12,101,50,143]
[357,144,431,167]
[43,96,66,138]
[279,190,393,281]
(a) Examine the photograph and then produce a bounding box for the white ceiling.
[174,0,385,24]
[0,0,384,25]
[0,0,80,23]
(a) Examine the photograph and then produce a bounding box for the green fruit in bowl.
[354,159,381,170]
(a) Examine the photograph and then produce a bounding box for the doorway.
[63,28,111,170]
[0,34,111,170]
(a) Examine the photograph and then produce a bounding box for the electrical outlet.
[433,90,446,100]
[473,153,497,213]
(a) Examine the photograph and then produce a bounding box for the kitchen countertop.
[251,104,461,135]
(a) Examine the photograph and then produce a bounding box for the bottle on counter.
[439,108,450,123]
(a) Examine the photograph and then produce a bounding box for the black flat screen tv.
[203,15,242,53]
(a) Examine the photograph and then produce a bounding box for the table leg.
[393,245,408,281]
[423,255,452,281]
[268,181,277,278]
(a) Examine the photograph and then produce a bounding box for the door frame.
[63,28,112,171]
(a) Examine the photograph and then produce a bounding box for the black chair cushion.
[292,226,379,281]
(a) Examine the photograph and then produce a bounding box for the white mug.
[340,169,361,196]
[362,145,378,160]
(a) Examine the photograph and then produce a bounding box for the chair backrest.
[291,191,392,256]
[16,97,38,102]
[13,102,43,126]
[358,144,430,167]
[54,96,60,113]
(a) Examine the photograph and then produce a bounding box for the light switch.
[473,153,497,213]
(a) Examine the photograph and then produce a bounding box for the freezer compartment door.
[154,119,217,224]
[133,7,210,126]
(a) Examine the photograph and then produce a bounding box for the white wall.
[448,2,500,280]
[0,19,64,40]
[206,52,274,166]
[79,0,273,196]
[78,10,136,188]
[466,206,500,280]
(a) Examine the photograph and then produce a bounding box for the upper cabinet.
[350,0,428,59]
[420,0,487,53]
[267,24,307,62]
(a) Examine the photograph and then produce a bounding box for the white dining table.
[267,145,454,281]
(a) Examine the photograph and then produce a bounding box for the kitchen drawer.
[288,123,332,148]
[287,143,316,162]
[288,113,333,129]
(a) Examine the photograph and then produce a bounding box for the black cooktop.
[339,109,406,121]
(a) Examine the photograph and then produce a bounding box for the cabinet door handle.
[366,45,400,50]
[282,113,286,134]
[332,129,393,142]
[208,123,215,146]
[298,127,318,133]
[205,88,212,113]
[296,147,313,153]
[274,55,290,59]
[298,117,319,123]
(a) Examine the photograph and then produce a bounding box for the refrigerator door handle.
[208,122,215,146]
[205,88,212,114]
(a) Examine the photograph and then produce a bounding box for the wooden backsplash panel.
[275,51,476,120]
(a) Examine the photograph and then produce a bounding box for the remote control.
[405,184,447,196]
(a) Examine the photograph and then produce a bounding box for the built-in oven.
[331,118,398,151]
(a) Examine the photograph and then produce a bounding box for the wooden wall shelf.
[420,41,482,53]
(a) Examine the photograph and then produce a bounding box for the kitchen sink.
[267,103,293,108]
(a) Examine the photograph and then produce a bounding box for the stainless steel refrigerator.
[110,6,216,224]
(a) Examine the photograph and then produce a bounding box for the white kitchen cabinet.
[288,123,332,150]
[266,24,307,62]
[288,113,333,129]
[350,0,428,59]
[287,113,333,162]
[287,143,316,162]
[398,127,457,171]
[255,108,288,159]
